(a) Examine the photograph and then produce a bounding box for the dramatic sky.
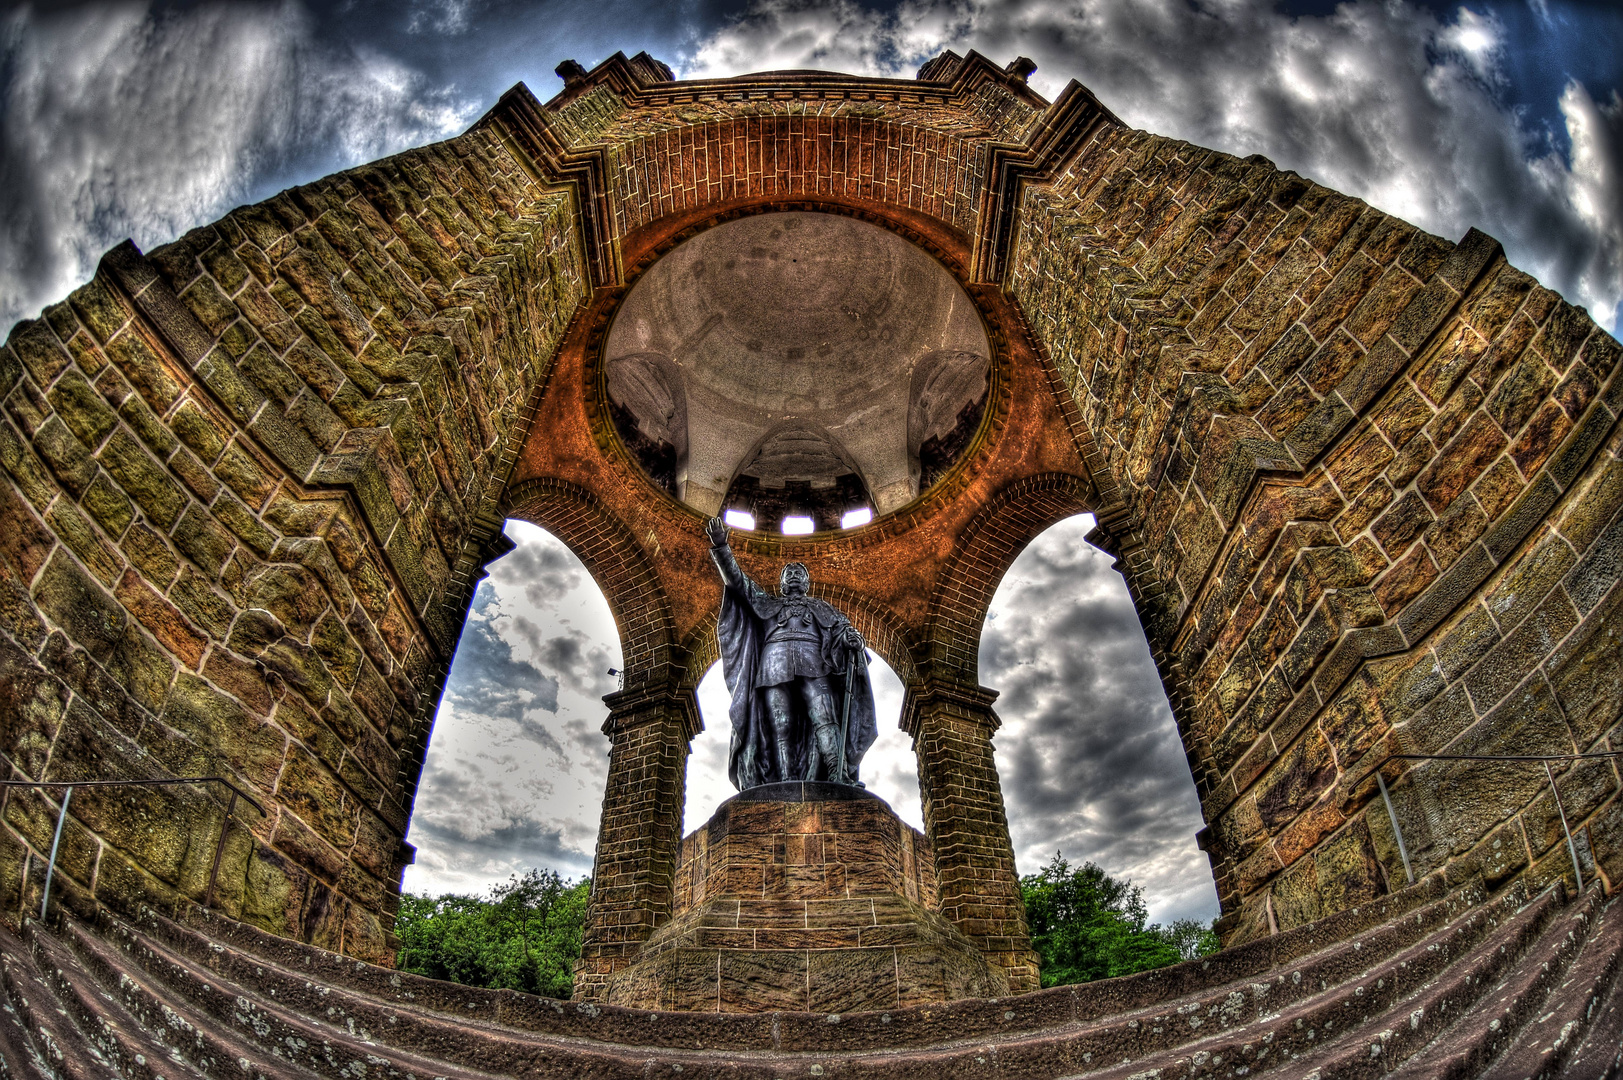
[3,0,1619,925]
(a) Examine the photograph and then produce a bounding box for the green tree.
[395,869,590,998]
[1019,853,1218,987]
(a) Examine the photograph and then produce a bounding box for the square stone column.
[574,673,700,1001]
[903,679,1040,992]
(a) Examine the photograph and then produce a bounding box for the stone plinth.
[602,783,1009,1012]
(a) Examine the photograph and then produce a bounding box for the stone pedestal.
[602,782,1009,1013]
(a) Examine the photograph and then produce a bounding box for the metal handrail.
[1,777,267,920]
[1360,750,1623,893]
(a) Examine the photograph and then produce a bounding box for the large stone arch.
[1,49,1618,1010]
[922,471,1094,681]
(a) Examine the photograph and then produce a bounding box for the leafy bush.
[395,869,589,998]
[1019,853,1218,987]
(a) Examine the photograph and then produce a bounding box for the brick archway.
[2,49,1619,1000]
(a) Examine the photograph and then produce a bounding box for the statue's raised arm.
[707,516,762,599]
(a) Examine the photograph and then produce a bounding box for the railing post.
[40,785,72,921]
[1376,772,1414,885]
[1544,761,1585,894]
[206,787,239,910]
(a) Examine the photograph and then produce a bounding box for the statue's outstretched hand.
[705,516,730,547]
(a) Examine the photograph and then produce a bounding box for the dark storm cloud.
[978,516,1216,923]
[405,813,594,882]
[509,614,620,699]
[0,1,478,327]
[486,538,584,605]
[443,586,563,752]
[684,0,1623,329]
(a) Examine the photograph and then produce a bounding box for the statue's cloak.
[716,583,878,790]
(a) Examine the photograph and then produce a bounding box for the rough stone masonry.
[0,50,1618,1001]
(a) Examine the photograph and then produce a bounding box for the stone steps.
[1387,884,1613,1079]
[1478,888,1623,1080]
[0,878,1616,1078]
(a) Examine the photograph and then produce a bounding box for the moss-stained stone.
[33,548,125,662]
[44,499,124,586]
[47,370,118,450]
[0,638,68,778]
[158,674,286,790]
[106,624,177,714]
[276,747,359,850]
[169,398,228,464]
[32,415,98,497]
[105,331,183,413]
[240,842,309,938]
[212,491,277,558]
[169,565,233,639]
[82,471,135,538]
[1548,595,1623,746]
[244,567,323,638]
[97,429,186,528]
[1256,731,1337,831]
[172,503,237,577]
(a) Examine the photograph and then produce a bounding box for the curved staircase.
[0,878,1618,1079]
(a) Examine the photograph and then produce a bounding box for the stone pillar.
[904,678,1040,992]
[574,672,700,1001]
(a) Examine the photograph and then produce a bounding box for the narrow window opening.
[781,514,815,535]
[723,508,756,530]
[840,506,873,529]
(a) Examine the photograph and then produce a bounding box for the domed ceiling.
[604,212,991,531]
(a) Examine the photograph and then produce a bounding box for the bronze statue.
[706,516,878,790]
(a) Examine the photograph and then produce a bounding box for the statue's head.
[779,562,810,597]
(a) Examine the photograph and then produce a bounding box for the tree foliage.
[395,869,589,998]
[1020,853,1219,987]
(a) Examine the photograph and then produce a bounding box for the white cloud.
[407,0,475,36]
[684,0,897,80]
[0,1,476,329]
[681,0,1622,332]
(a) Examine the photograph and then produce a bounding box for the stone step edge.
[1121,882,1573,1080]
[1477,888,1623,1080]
[905,880,1550,1077]
[43,915,668,1080]
[1389,883,1608,1080]
[0,930,122,1080]
[21,920,286,1080]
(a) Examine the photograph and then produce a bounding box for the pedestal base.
[601,783,1009,1013]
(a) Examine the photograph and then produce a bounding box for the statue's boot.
[776,736,796,783]
[811,721,843,784]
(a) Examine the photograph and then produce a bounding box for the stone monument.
[0,49,1617,1035]
[705,515,876,789]
[602,520,1006,1012]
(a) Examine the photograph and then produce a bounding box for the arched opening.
[402,520,621,896]
[982,514,1219,927]
[685,653,921,837]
